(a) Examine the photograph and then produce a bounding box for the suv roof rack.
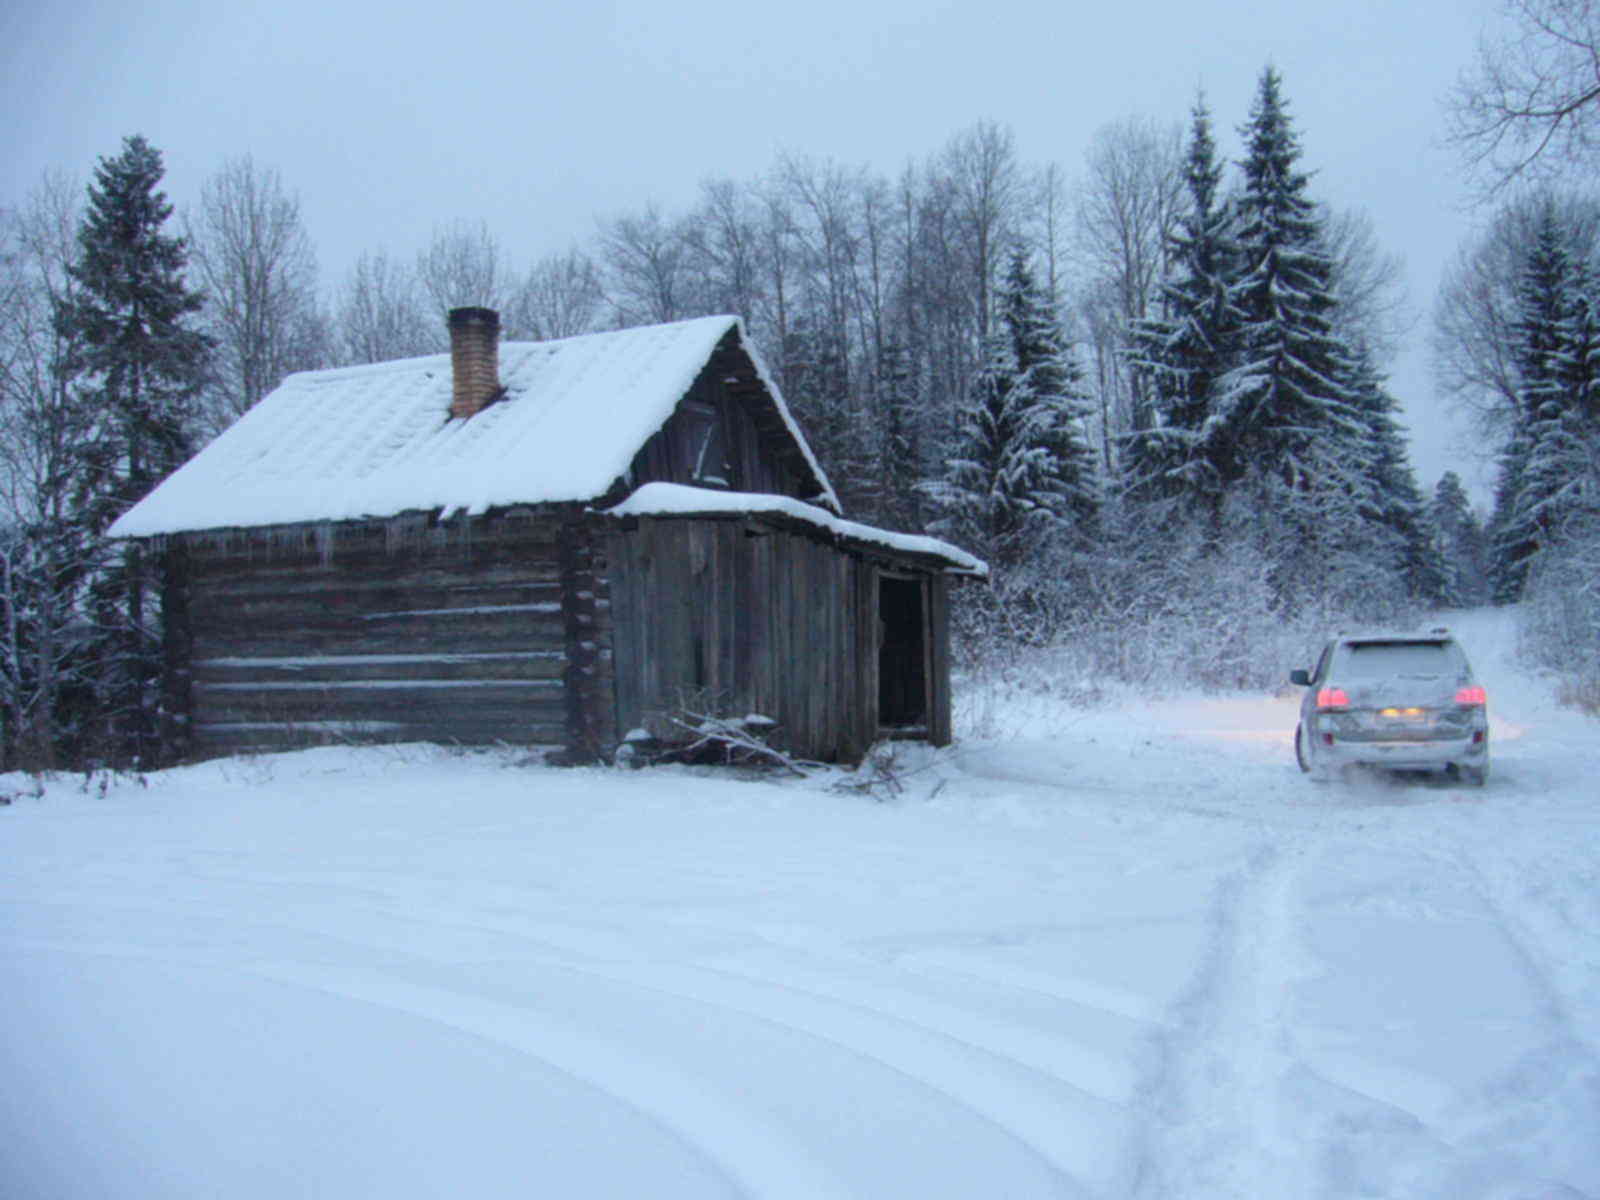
[1335,628,1456,643]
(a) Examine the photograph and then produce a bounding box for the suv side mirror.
[1289,669,1311,687]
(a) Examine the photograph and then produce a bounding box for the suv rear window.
[1339,640,1464,680]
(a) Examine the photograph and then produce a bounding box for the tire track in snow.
[896,948,1167,1025]
[1282,827,1600,1198]
[702,955,1138,1102]
[1453,840,1600,1069]
[589,958,1109,1194]
[235,870,1130,1194]
[247,963,849,1200]
[1129,842,1306,1200]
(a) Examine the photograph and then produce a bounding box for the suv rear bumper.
[1319,733,1488,772]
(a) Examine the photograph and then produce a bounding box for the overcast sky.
[3,0,1501,500]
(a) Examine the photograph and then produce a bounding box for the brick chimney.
[448,306,501,419]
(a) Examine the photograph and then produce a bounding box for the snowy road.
[4,609,1598,1198]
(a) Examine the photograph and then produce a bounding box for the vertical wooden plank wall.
[591,324,969,761]
[850,561,880,763]
[605,517,902,762]
[928,573,952,746]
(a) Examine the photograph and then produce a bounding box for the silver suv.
[1289,629,1490,785]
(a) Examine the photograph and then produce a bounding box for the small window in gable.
[685,403,731,488]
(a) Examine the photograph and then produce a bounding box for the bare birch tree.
[599,203,689,325]
[188,156,325,431]
[1032,163,1070,305]
[1432,189,1600,430]
[1321,205,1409,364]
[940,121,1021,341]
[416,219,509,321]
[0,176,94,766]
[1073,116,1185,461]
[504,248,604,342]
[335,249,433,364]
[681,177,766,325]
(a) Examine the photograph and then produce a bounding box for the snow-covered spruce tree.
[924,330,1037,571]
[1125,95,1240,513]
[1345,349,1449,606]
[1430,471,1492,607]
[925,248,1099,647]
[56,135,210,764]
[1202,69,1373,606]
[1208,70,1363,485]
[998,248,1099,544]
[1488,203,1575,602]
[1526,258,1600,539]
[874,336,925,531]
[1520,306,1600,703]
[1518,249,1600,706]
[1519,285,1600,709]
[925,249,1097,573]
[1487,426,1535,605]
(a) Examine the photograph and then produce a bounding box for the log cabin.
[109,309,985,764]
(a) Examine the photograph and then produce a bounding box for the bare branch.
[415,219,509,320]
[187,157,325,430]
[1447,0,1600,197]
[334,250,433,365]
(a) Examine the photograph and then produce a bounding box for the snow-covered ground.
[4,607,1597,1199]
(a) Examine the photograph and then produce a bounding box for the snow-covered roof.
[109,316,838,538]
[603,483,988,576]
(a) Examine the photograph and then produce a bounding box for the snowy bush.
[1519,514,1600,713]
[951,504,1428,718]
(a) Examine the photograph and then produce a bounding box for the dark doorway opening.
[878,575,928,733]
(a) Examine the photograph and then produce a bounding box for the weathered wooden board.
[193,652,566,685]
[928,574,952,746]
[604,515,892,762]
[193,681,563,721]
[193,714,568,757]
[191,619,568,663]
[187,557,565,595]
[620,330,819,504]
[160,546,194,763]
[179,514,575,755]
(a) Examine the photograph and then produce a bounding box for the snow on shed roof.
[603,483,988,576]
[109,316,839,538]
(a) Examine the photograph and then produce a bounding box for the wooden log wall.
[175,510,587,759]
[159,544,194,764]
[557,519,616,762]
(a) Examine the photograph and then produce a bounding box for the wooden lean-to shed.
[109,309,985,765]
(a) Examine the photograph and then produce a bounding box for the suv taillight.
[1455,685,1487,706]
[1316,687,1351,710]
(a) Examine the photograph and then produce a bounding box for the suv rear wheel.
[1295,724,1323,781]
